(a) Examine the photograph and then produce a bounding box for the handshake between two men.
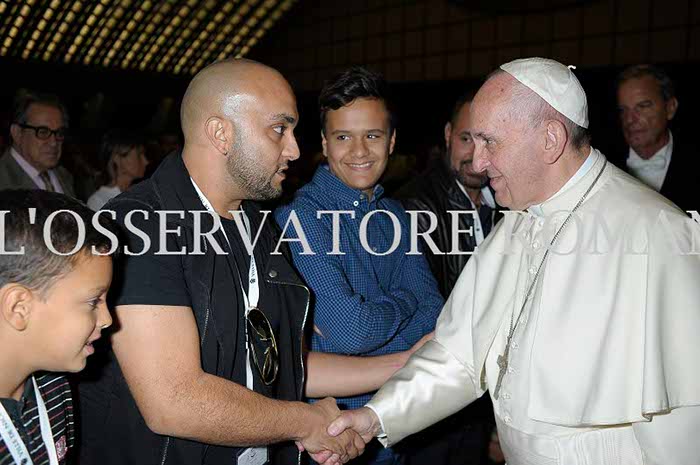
[296,330,437,463]
[297,399,382,465]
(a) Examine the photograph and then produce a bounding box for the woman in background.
[88,129,148,210]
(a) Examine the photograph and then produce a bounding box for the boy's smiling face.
[28,253,113,372]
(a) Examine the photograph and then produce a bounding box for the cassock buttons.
[528,266,537,275]
[268,269,278,278]
[353,200,359,207]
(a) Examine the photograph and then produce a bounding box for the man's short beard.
[453,165,488,190]
[447,145,487,190]
[226,135,282,201]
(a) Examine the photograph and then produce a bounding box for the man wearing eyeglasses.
[0,91,75,196]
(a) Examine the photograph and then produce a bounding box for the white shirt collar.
[11,147,41,179]
[625,131,673,193]
[455,180,497,209]
[10,147,62,193]
[627,131,673,170]
[529,148,596,217]
[99,185,121,195]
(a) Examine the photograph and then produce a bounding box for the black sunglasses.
[246,307,279,386]
[16,123,67,141]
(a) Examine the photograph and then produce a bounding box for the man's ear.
[444,122,452,149]
[9,123,22,147]
[204,117,232,156]
[543,120,567,165]
[321,130,328,158]
[0,284,34,332]
[389,129,397,155]
[666,97,679,121]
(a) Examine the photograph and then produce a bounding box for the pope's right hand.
[327,406,381,445]
[297,397,366,464]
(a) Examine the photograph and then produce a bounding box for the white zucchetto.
[500,57,589,129]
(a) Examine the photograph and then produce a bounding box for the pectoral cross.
[493,343,510,400]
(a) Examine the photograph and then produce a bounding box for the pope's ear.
[0,284,34,332]
[542,120,567,165]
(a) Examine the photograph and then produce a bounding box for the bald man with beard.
[77,59,401,465]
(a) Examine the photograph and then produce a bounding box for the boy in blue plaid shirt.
[275,67,443,465]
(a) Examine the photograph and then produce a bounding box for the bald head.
[178,59,300,212]
[180,59,293,145]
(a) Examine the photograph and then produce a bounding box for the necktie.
[39,172,55,192]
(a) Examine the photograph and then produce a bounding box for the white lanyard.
[190,179,259,390]
[0,377,59,465]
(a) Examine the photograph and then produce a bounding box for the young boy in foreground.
[0,189,115,464]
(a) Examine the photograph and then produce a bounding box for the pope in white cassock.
[325,57,700,465]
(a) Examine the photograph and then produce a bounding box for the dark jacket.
[645,134,698,213]
[0,149,75,196]
[612,132,699,214]
[78,153,309,465]
[396,157,501,298]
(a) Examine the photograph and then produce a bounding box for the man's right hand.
[298,397,366,464]
[327,407,382,444]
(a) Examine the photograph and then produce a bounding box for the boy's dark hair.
[319,66,396,135]
[0,190,117,296]
[616,64,675,102]
[99,129,146,185]
[12,90,70,127]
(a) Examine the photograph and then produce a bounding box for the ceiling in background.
[448,0,594,13]
[0,0,297,76]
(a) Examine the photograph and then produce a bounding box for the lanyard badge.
[190,178,269,465]
[0,377,59,465]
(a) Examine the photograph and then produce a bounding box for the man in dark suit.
[0,91,75,196]
[616,65,697,213]
[398,91,500,298]
[396,91,500,465]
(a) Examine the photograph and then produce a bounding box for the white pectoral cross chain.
[492,159,608,401]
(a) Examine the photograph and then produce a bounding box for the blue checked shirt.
[275,164,444,409]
